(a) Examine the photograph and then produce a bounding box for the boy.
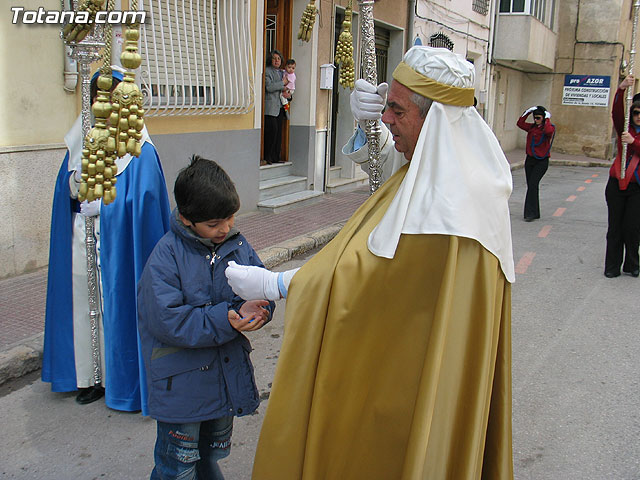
[137,155,274,479]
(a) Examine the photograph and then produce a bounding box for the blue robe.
[42,142,171,413]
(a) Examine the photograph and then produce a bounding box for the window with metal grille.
[429,33,454,51]
[265,14,277,54]
[139,0,255,116]
[472,0,490,15]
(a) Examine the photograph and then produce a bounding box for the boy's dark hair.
[285,58,296,66]
[174,155,240,223]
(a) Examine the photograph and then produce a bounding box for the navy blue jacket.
[137,211,274,423]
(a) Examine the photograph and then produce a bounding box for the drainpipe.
[407,0,416,51]
[486,0,499,129]
[62,0,77,92]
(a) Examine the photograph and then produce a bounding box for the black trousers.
[524,155,549,219]
[263,108,285,164]
[604,176,640,274]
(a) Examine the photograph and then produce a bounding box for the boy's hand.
[228,309,265,332]
[239,300,270,324]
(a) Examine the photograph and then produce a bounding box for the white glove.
[73,168,82,183]
[80,200,101,217]
[524,106,537,115]
[225,261,280,301]
[545,110,551,119]
[350,79,388,127]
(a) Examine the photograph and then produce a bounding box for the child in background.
[280,58,296,117]
[137,155,274,480]
[283,58,296,95]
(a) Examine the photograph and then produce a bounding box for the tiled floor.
[0,187,369,352]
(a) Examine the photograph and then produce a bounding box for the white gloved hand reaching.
[524,106,537,116]
[225,262,300,301]
[80,200,101,217]
[545,110,551,119]
[225,261,281,301]
[350,79,388,129]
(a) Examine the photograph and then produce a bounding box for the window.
[500,0,525,13]
[472,0,490,15]
[140,0,255,116]
[429,33,454,51]
[499,0,556,29]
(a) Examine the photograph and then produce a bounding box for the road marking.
[538,225,552,238]
[516,251,536,274]
[585,179,593,183]
[577,186,586,191]
[592,174,599,178]
[553,207,566,217]
[566,195,577,202]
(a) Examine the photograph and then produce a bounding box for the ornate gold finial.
[62,0,105,43]
[298,0,317,42]
[335,1,355,89]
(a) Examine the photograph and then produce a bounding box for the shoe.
[604,271,620,278]
[524,217,534,222]
[76,385,105,405]
[630,270,639,277]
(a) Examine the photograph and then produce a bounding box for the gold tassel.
[335,1,355,89]
[297,0,317,42]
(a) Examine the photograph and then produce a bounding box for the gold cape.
[253,165,513,479]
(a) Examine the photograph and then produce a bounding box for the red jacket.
[611,87,640,187]
[517,113,555,159]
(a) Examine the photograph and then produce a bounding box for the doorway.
[262,0,293,164]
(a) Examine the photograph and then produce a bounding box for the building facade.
[0,0,409,279]
[491,0,639,160]
[412,0,494,119]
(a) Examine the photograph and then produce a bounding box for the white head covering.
[368,46,515,282]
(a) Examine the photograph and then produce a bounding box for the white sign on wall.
[562,75,611,107]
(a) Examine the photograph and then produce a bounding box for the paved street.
[2,165,639,479]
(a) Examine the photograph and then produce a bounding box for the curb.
[0,333,43,386]
[0,221,347,387]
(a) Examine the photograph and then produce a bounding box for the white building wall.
[413,0,492,117]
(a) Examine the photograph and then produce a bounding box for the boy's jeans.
[151,416,233,480]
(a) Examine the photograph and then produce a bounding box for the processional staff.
[299,0,382,194]
[62,0,146,386]
[622,0,640,180]
[357,0,382,194]
[63,0,106,387]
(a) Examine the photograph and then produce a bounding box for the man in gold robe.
[227,46,515,479]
